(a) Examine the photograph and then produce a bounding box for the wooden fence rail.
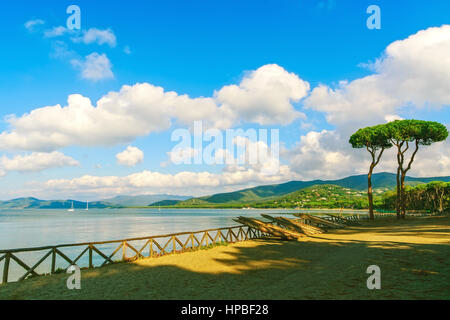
[0,225,265,284]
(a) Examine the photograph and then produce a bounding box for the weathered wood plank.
[294,213,344,228]
[127,243,145,259]
[152,239,166,255]
[55,248,75,266]
[18,249,52,281]
[91,245,114,265]
[9,253,39,277]
[236,216,305,240]
[261,214,324,236]
[73,247,89,265]
[101,242,123,267]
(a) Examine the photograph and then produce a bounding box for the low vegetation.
[382,181,449,213]
[252,185,372,209]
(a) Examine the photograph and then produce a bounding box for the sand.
[0,216,449,300]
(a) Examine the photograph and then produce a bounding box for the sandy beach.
[1,216,449,300]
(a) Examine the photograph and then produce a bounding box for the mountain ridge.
[1,172,448,209]
[0,194,191,209]
[100,194,191,207]
[173,172,450,206]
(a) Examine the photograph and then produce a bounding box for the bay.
[0,208,367,282]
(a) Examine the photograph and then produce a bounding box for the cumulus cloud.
[21,161,295,199]
[305,25,450,133]
[215,64,309,125]
[71,52,114,81]
[166,134,279,172]
[116,146,144,167]
[0,152,79,173]
[0,64,308,152]
[44,26,73,38]
[167,147,200,165]
[25,19,45,32]
[284,127,450,181]
[72,28,117,47]
[8,136,291,198]
[284,130,360,180]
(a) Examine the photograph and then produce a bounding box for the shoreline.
[1,215,448,300]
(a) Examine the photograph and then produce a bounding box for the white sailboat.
[86,201,89,211]
[68,201,74,212]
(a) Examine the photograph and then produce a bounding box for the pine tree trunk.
[396,167,401,219]
[401,173,406,219]
[439,189,444,213]
[368,168,374,220]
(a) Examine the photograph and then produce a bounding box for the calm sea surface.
[0,208,367,282]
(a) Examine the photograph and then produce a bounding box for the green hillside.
[252,185,372,209]
[173,172,450,207]
[149,200,183,206]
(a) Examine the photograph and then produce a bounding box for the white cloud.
[123,46,131,55]
[305,25,450,133]
[165,135,279,172]
[116,146,144,167]
[20,161,295,199]
[25,19,45,32]
[0,64,308,152]
[0,152,79,173]
[215,64,309,125]
[287,25,450,180]
[7,137,292,198]
[71,52,114,81]
[284,127,450,181]
[384,114,403,122]
[44,26,72,38]
[284,130,359,180]
[50,41,75,59]
[72,28,117,47]
[167,147,200,165]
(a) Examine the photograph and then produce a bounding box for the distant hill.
[174,172,450,207]
[0,198,116,209]
[0,194,191,209]
[1,173,448,209]
[253,184,369,209]
[149,200,183,206]
[100,194,191,207]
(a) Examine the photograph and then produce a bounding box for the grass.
[0,216,449,300]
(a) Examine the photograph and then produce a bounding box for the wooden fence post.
[149,239,153,258]
[51,247,56,274]
[122,241,127,261]
[2,253,10,283]
[88,245,93,268]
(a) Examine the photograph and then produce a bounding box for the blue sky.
[0,0,449,200]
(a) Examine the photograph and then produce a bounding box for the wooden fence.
[0,225,265,284]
